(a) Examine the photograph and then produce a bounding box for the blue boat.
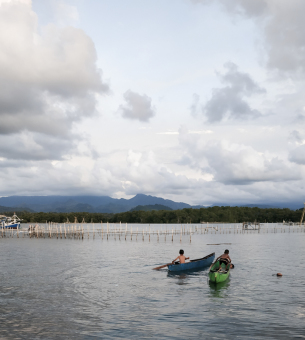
[0,213,21,229]
[167,252,215,272]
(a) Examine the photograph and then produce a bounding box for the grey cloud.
[119,90,155,122]
[191,0,268,17]
[0,132,78,161]
[264,1,305,74]
[289,145,305,165]
[0,1,108,159]
[288,130,304,145]
[220,0,268,17]
[193,0,305,76]
[203,63,265,122]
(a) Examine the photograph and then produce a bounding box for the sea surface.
[0,226,305,339]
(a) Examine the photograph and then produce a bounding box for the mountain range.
[0,194,197,213]
[0,194,302,213]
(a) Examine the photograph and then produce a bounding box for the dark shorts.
[219,259,229,266]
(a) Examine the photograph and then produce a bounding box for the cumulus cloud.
[178,129,301,185]
[0,0,108,160]
[203,63,265,122]
[119,90,155,122]
[0,157,123,196]
[203,141,300,184]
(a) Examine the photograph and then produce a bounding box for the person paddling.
[172,249,189,264]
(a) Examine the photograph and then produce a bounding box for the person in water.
[216,249,231,271]
[172,249,189,264]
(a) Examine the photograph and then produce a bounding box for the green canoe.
[208,260,230,283]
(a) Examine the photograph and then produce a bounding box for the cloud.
[203,141,300,185]
[192,0,268,17]
[288,130,305,145]
[193,0,305,76]
[190,93,200,117]
[53,1,79,25]
[178,129,301,185]
[157,130,212,135]
[203,63,265,122]
[0,0,108,160]
[119,90,155,122]
[289,145,305,165]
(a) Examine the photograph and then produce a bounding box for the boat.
[208,260,230,283]
[242,222,261,230]
[167,252,215,272]
[0,213,21,229]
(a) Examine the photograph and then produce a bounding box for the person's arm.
[172,256,179,263]
[186,257,190,260]
[228,255,231,263]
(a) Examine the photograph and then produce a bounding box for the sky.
[0,0,305,206]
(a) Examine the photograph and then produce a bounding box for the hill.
[0,194,195,213]
[0,194,302,213]
[130,204,173,212]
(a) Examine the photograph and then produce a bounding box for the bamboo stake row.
[1,222,305,241]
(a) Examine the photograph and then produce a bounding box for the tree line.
[4,206,304,224]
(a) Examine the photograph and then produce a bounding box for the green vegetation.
[1,206,303,224]
[130,204,172,212]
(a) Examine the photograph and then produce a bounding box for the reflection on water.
[167,271,189,285]
[209,278,230,298]
[167,267,210,285]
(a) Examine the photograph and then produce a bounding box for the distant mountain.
[127,194,191,210]
[0,195,302,213]
[0,205,17,213]
[130,204,173,212]
[0,194,197,213]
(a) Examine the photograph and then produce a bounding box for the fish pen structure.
[1,221,305,242]
[242,222,260,230]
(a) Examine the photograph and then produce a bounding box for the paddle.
[153,262,174,270]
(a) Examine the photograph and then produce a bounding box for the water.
[0,230,304,339]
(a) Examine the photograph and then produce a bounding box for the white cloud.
[178,129,301,185]
[119,90,155,122]
[203,62,265,122]
[0,0,108,160]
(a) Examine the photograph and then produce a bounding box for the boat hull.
[167,253,215,272]
[208,270,230,283]
[208,260,230,283]
[1,223,20,229]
